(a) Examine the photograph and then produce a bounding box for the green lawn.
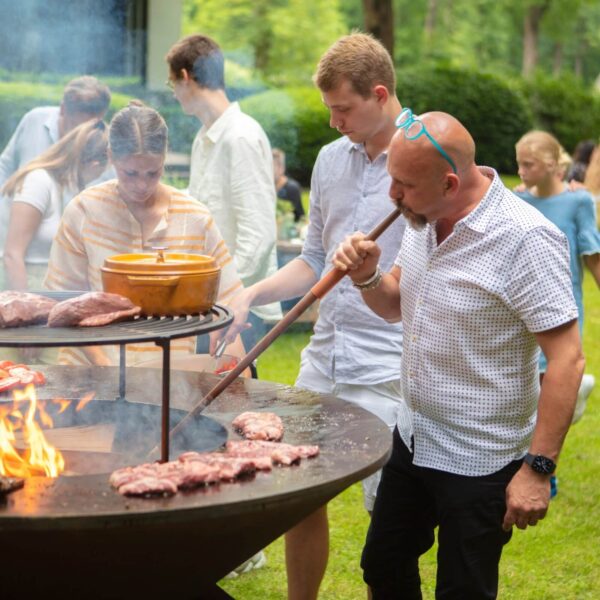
[221,275,600,599]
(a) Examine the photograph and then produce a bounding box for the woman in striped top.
[45,101,245,366]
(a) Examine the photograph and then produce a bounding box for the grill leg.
[159,341,171,462]
[118,344,126,401]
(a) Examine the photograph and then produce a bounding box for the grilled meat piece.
[0,291,56,327]
[48,292,141,327]
[226,440,320,466]
[118,476,178,497]
[0,475,25,495]
[232,411,284,441]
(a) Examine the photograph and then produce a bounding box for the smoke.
[0,0,144,77]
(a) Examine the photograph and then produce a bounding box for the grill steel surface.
[0,366,391,599]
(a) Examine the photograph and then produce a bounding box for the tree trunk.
[423,0,438,56]
[552,42,562,76]
[522,3,549,78]
[362,0,394,58]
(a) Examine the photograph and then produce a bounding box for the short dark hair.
[573,139,596,165]
[166,35,225,90]
[62,76,111,116]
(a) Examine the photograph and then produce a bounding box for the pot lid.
[103,249,219,273]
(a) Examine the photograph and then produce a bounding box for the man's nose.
[329,113,341,129]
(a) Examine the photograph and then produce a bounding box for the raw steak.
[226,440,320,466]
[232,411,284,441]
[118,476,178,497]
[0,291,56,327]
[48,292,141,327]
[179,451,269,477]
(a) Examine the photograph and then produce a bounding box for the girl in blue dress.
[515,130,600,494]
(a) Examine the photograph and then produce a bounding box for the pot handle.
[126,275,180,287]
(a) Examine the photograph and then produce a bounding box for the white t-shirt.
[2,168,76,264]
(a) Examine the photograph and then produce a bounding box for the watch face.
[532,455,556,474]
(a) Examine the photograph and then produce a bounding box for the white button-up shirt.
[188,103,281,322]
[395,168,578,476]
[300,137,406,386]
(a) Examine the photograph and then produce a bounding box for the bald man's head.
[387,111,486,229]
[391,111,475,177]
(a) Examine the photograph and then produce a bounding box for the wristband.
[352,265,382,291]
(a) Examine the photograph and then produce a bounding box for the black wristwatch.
[523,453,556,475]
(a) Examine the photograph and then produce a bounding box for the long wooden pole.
[165,207,403,446]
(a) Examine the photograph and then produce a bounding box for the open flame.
[0,384,68,478]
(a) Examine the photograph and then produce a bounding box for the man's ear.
[181,68,191,82]
[445,173,459,193]
[373,84,389,105]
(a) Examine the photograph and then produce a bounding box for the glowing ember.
[0,384,65,478]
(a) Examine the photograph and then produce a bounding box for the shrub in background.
[520,73,600,153]
[0,81,131,150]
[241,86,339,185]
[396,65,534,174]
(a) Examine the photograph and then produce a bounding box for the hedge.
[241,86,339,185]
[2,68,599,182]
[396,66,534,174]
[519,74,600,153]
[0,81,132,151]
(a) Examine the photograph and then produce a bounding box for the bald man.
[333,111,584,599]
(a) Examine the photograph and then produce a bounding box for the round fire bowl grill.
[0,366,392,600]
[0,291,234,463]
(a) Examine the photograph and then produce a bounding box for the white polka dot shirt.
[395,168,578,476]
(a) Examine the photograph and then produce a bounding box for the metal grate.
[0,291,232,347]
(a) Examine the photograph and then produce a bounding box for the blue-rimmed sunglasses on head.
[395,108,457,174]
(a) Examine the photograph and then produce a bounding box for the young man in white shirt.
[166,34,281,354]
[220,33,409,600]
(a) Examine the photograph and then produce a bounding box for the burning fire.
[0,384,94,478]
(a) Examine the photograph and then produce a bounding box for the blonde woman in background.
[1,119,109,291]
[515,131,600,494]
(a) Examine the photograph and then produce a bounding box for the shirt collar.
[204,102,240,144]
[455,166,502,234]
[348,139,389,161]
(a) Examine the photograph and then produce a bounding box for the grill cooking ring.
[0,290,233,462]
[0,291,232,348]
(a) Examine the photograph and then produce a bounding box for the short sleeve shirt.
[44,181,243,366]
[395,168,578,476]
[9,169,77,264]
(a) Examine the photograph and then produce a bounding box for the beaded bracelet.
[352,265,383,291]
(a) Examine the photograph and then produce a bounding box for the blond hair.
[583,146,600,196]
[314,32,396,98]
[109,100,168,159]
[2,119,108,198]
[515,130,562,172]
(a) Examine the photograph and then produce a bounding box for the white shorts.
[295,355,409,511]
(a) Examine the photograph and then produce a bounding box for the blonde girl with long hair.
[515,130,600,461]
[1,119,108,290]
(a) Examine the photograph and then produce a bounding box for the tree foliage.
[183,0,345,86]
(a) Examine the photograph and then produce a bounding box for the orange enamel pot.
[101,250,221,316]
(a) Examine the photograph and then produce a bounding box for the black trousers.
[362,428,521,600]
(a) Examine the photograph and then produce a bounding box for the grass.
[220,275,600,598]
